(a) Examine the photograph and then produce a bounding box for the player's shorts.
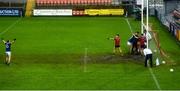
[5,51,11,56]
[141,45,145,49]
[127,41,132,46]
[115,45,120,48]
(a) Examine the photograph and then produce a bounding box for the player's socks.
[5,61,7,64]
[7,63,10,66]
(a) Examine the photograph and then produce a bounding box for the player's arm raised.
[1,38,6,44]
[107,37,114,40]
[133,34,139,38]
[11,39,16,44]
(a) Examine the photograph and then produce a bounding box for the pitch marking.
[125,18,161,90]
[0,18,22,35]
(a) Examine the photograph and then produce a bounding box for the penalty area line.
[0,18,22,35]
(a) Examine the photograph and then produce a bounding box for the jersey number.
[6,45,9,48]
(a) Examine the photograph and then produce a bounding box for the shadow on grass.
[10,53,145,65]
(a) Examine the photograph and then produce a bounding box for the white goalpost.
[141,0,144,34]
[141,0,150,48]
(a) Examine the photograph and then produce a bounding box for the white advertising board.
[136,0,142,5]
[136,0,147,6]
[33,9,72,16]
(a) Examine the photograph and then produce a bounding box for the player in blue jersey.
[2,38,16,65]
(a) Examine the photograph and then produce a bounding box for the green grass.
[149,17,180,62]
[0,17,179,90]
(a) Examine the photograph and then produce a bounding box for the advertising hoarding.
[33,9,72,16]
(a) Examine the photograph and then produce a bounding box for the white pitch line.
[83,48,88,72]
[125,18,161,90]
[0,18,22,35]
[125,18,133,34]
[149,67,161,90]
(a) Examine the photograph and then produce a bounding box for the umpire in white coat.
[143,47,153,67]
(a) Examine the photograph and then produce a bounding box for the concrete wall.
[165,0,180,14]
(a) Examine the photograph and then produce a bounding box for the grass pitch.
[0,17,179,90]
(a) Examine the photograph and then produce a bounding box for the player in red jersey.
[109,34,122,55]
[139,34,146,55]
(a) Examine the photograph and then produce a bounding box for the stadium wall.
[164,0,180,15]
[152,0,180,42]
[169,23,180,41]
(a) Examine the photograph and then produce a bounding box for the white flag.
[156,58,160,66]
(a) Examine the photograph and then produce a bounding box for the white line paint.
[83,48,88,72]
[125,18,133,34]
[125,18,161,90]
[149,67,161,90]
[0,18,22,35]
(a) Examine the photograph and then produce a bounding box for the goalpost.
[141,0,150,48]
